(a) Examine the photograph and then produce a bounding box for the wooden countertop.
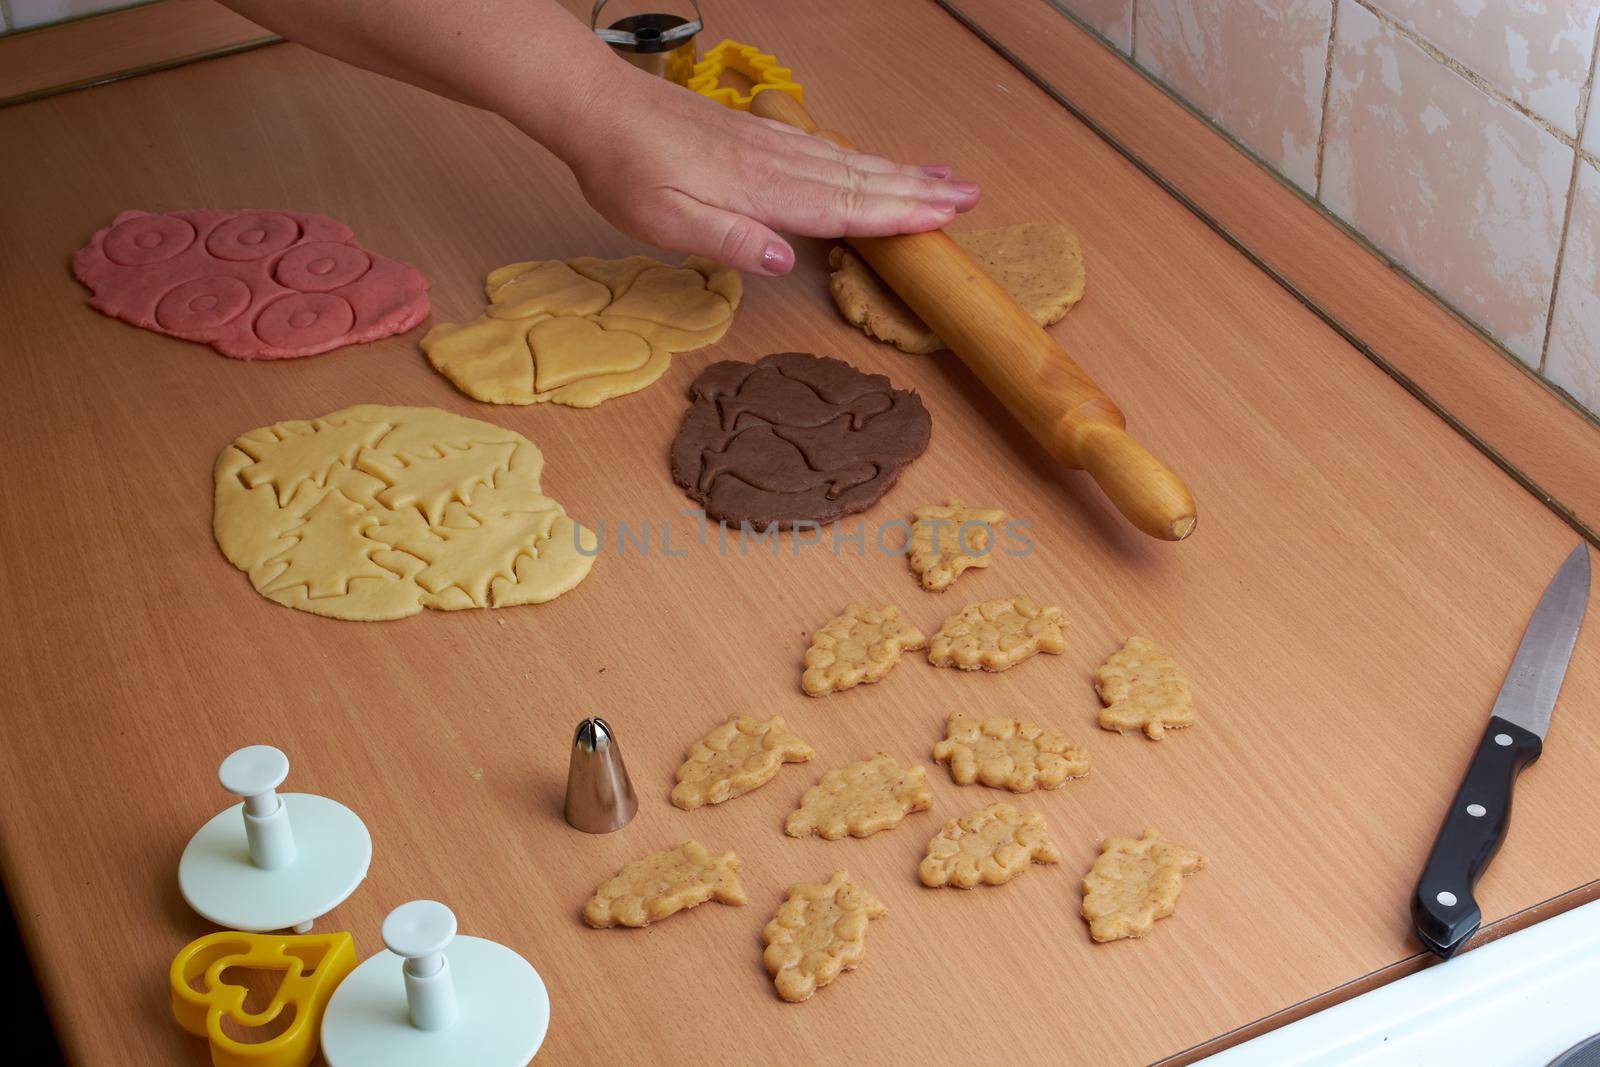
[0,2,1595,1064]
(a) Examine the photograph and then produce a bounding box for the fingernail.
[760,242,794,275]
[952,180,981,197]
[921,164,953,179]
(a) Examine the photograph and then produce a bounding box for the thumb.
[651,191,796,276]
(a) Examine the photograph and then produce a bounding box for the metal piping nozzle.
[563,717,638,834]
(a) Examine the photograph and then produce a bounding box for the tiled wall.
[1053,0,1600,418]
[0,0,144,32]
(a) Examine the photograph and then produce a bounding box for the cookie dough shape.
[801,603,928,697]
[670,715,814,810]
[785,754,933,841]
[213,404,596,621]
[828,222,1084,354]
[919,803,1061,889]
[1094,636,1196,740]
[422,254,741,408]
[932,712,1090,792]
[927,596,1067,672]
[669,351,933,530]
[762,870,887,1003]
[907,499,1007,592]
[73,209,431,360]
[1081,829,1205,942]
[582,841,747,929]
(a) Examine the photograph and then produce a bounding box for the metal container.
[591,0,702,86]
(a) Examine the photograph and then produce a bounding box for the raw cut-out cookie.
[801,603,927,697]
[932,712,1090,792]
[1081,829,1204,942]
[671,715,814,810]
[907,499,1007,591]
[1094,636,1195,739]
[918,803,1061,889]
[213,404,595,621]
[669,352,932,529]
[785,754,933,840]
[762,870,887,1003]
[422,254,740,408]
[582,841,747,929]
[828,223,1085,354]
[73,209,430,360]
[927,596,1067,672]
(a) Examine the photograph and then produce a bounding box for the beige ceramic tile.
[1050,0,1133,54]
[8,0,137,30]
[1374,0,1600,137]
[1134,0,1332,193]
[1322,0,1573,365]
[1544,161,1600,413]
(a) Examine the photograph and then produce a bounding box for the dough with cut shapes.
[422,254,740,407]
[213,404,595,621]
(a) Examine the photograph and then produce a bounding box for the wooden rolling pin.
[751,90,1197,541]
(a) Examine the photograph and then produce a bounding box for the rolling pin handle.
[749,91,856,149]
[1076,422,1198,541]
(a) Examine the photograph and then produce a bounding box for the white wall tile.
[1134,0,1332,193]
[8,0,141,31]
[1373,0,1600,138]
[1049,0,1133,54]
[1545,161,1600,410]
[1322,0,1573,365]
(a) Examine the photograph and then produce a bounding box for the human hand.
[546,68,980,276]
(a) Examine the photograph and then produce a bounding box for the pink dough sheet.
[72,208,431,360]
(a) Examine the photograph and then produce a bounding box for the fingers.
[642,190,797,276]
[748,115,958,180]
[776,152,980,208]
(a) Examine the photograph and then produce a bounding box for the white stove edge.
[1201,896,1600,1066]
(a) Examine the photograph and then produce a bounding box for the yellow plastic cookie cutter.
[170,930,358,1067]
[687,39,804,110]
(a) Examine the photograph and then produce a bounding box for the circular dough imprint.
[422,254,742,408]
[826,222,1085,354]
[213,404,596,621]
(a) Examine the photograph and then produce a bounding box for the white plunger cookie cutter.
[320,900,550,1066]
[178,745,371,933]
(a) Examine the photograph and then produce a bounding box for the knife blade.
[1412,542,1591,959]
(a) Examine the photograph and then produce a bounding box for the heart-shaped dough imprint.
[421,254,741,408]
[605,265,732,333]
[529,316,653,393]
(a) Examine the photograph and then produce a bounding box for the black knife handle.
[1411,716,1542,958]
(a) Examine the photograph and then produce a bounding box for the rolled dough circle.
[156,276,253,334]
[103,212,195,266]
[205,211,301,261]
[274,240,372,292]
[254,292,357,349]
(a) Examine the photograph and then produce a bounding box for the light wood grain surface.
[0,0,272,106]
[0,2,1596,1065]
[945,0,1600,544]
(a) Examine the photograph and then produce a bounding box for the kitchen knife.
[1412,542,1591,959]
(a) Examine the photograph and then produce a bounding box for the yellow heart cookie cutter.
[687,39,804,110]
[170,930,358,1067]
